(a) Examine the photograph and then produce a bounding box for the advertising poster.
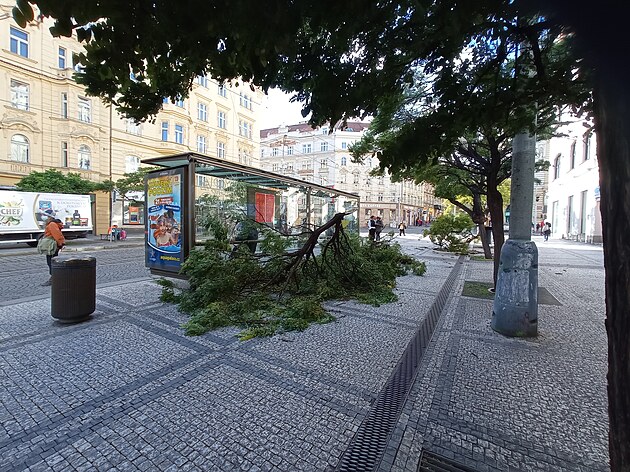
[145,168,184,272]
[254,192,275,223]
[0,190,92,233]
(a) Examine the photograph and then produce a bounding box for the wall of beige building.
[0,7,262,234]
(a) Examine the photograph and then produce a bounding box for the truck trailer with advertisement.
[0,190,93,246]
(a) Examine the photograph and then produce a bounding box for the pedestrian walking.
[375,216,384,241]
[368,216,377,241]
[543,222,552,241]
[398,221,407,236]
[37,209,65,286]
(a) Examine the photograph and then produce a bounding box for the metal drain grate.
[418,450,479,472]
[336,257,464,472]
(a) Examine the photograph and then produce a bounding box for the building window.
[378,194,384,202]
[175,124,184,144]
[161,121,169,141]
[320,142,329,152]
[302,143,312,154]
[583,133,592,161]
[287,146,294,155]
[196,75,208,87]
[570,141,576,169]
[10,27,28,57]
[196,175,207,187]
[58,47,67,68]
[197,135,207,153]
[218,84,227,97]
[10,80,29,111]
[553,155,561,180]
[341,141,347,149]
[240,93,252,110]
[239,120,252,138]
[174,97,185,108]
[367,158,372,167]
[320,159,328,167]
[341,156,347,166]
[353,173,360,184]
[217,111,226,129]
[61,141,68,167]
[272,147,279,156]
[125,119,141,135]
[272,163,279,172]
[125,155,141,173]
[321,127,328,135]
[10,134,29,163]
[197,102,208,121]
[217,142,226,159]
[78,97,91,123]
[78,145,91,169]
[61,92,68,118]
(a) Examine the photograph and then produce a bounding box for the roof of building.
[260,121,370,139]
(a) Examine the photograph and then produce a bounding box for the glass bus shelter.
[142,152,360,276]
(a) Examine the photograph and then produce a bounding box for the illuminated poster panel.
[145,168,184,272]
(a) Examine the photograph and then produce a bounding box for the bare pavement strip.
[0,233,608,471]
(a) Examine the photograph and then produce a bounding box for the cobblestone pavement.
[0,246,149,305]
[0,235,608,471]
[382,239,608,472]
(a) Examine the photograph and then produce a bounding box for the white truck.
[0,190,93,246]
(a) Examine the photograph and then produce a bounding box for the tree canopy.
[15,169,96,194]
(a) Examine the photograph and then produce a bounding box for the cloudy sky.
[259,88,311,130]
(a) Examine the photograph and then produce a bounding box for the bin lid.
[52,255,96,266]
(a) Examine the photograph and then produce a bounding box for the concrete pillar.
[492,131,538,337]
[508,133,536,240]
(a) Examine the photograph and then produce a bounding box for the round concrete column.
[491,239,538,337]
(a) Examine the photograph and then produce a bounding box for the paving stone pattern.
[380,242,608,472]
[0,236,609,471]
[0,247,150,304]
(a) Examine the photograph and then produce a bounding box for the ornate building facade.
[260,122,442,228]
[0,6,261,233]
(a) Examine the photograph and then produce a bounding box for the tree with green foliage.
[14,0,629,466]
[352,76,557,282]
[423,213,476,254]
[16,169,96,194]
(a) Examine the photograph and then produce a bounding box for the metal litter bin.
[51,255,96,323]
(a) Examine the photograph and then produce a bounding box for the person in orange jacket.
[41,209,65,286]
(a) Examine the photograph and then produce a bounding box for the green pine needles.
[158,214,426,340]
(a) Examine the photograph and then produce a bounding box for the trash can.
[51,255,96,323]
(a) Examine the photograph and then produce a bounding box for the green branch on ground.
[158,212,426,340]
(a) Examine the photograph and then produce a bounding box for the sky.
[258,88,311,130]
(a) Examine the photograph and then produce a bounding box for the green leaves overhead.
[15,169,96,195]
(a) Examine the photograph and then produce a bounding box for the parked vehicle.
[0,190,93,246]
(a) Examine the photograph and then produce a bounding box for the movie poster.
[145,168,184,272]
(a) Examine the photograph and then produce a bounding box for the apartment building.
[0,6,262,232]
[545,119,601,243]
[260,122,442,228]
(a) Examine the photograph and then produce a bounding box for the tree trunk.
[486,181,504,286]
[472,193,492,259]
[477,223,492,259]
[593,67,630,472]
